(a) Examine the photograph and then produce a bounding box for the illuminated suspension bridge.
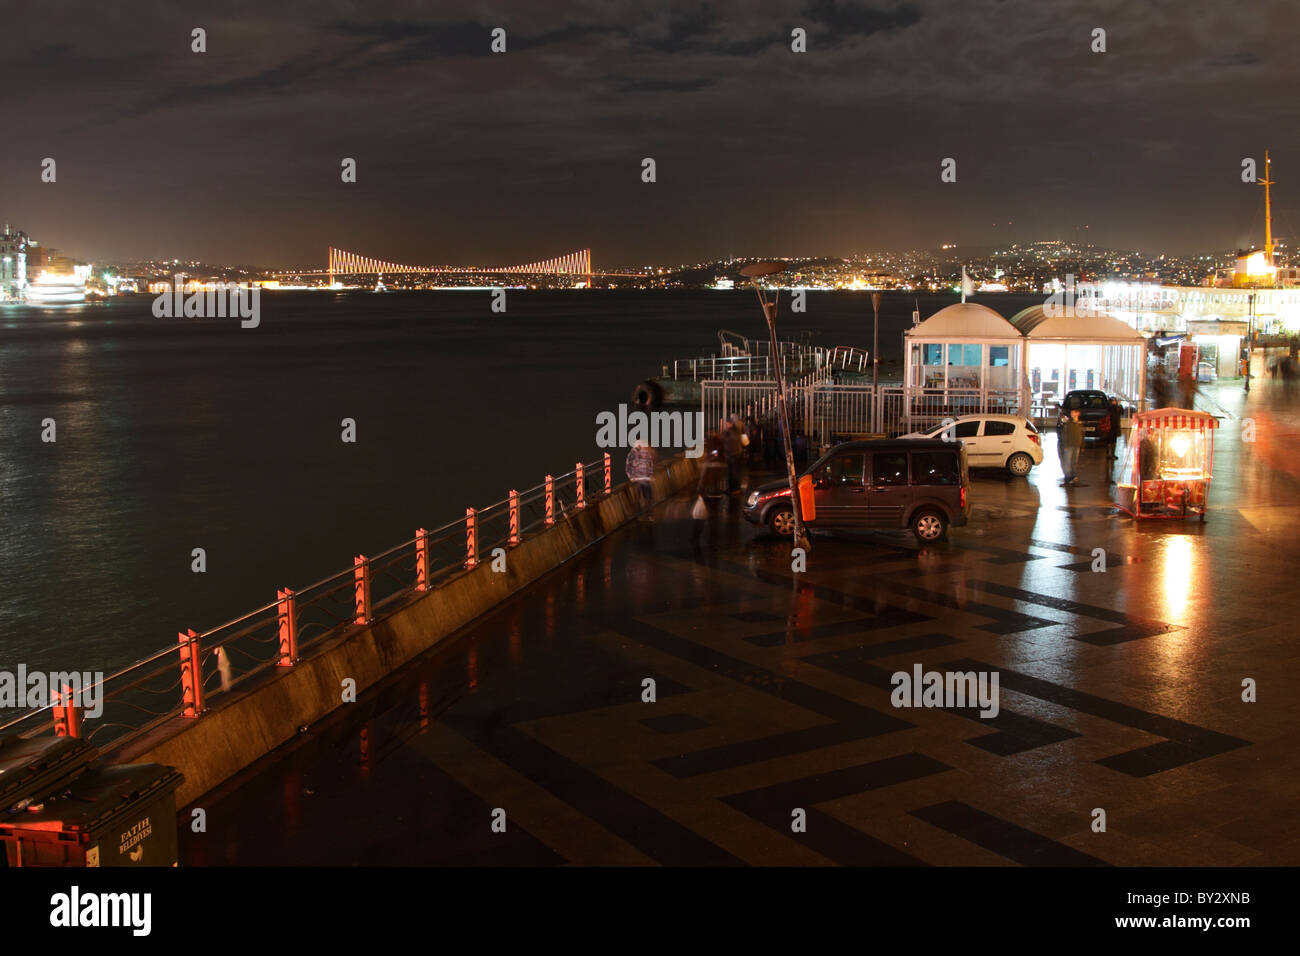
[297,248,650,284]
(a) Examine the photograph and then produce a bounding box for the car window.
[1024,419,1039,434]
[912,451,959,485]
[1084,394,1107,409]
[872,452,908,487]
[824,453,865,485]
[953,421,980,438]
[984,420,1015,436]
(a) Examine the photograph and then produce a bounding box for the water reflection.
[1160,535,1194,622]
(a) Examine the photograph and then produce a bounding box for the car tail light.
[960,486,967,509]
[1028,432,1041,445]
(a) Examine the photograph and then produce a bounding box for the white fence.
[700,369,829,430]
[702,380,1025,443]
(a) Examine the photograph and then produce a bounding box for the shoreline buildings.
[0,224,91,304]
[1079,151,1298,379]
[0,225,32,301]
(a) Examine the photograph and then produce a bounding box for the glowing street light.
[740,260,809,551]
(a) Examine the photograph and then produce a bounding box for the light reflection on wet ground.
[182,373,1300,866]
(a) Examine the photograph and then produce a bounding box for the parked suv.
[1057,390,1125,442]
[901,414,1043,476]
[743,439,971,543]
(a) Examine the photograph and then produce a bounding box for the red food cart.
[1115,408,1218,519]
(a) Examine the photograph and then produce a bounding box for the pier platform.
[180,376,1300,866]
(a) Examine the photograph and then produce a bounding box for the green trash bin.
[1,763,184,867]
[0,734,98,813]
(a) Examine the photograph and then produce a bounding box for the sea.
[0,289,1043,680]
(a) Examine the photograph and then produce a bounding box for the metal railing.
[700,369,831,430]
[827,345,869,374]
[704,379,1026,445]
[0,453,639,749]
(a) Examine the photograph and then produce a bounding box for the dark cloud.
[610,75,715,93]
[1206,51,1261,68]
[803,0,922,46]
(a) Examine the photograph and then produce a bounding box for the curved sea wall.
[108,456,701,807]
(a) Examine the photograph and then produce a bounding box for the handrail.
[0,453,633,747]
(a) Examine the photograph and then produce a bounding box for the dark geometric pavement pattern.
[183,405,1300,866]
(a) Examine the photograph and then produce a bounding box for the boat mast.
[1262,150,1275,265]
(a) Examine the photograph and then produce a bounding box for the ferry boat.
[25,274,87,305]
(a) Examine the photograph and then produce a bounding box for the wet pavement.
[182,370,1300,866]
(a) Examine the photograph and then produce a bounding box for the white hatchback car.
[902,414,1044,476]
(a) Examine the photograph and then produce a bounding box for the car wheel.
[767,504,796,537]
[1006,452,1033,477]
[912,509,946,543]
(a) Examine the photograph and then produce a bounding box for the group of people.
[1057,397,1124,486]
[697,415,751,499]
[1150,365,1199,409]
[624,415,757,524]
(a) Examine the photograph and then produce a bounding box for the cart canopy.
[1132,408,1219,430]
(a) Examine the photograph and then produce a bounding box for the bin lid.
[9,763,183,838]
[0,734,99,812]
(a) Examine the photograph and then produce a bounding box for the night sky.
[5,0,1298,268]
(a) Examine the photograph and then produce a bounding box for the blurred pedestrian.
[700,428,726,498]
[1105,398,1122,460]
[625,441,657,517]
[1059,408,1084,485]
[723,415,746,493]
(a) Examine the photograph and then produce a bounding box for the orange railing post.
[415,528,429,591]
[353,556,371,624]
[277,588,298,666]
[576,462,585,509]
[52,684,82,738]
[508,491,520,546]
[178,628,203,718]
[604,453,611,494]
[545,475,555,527]
[465,508,478,569]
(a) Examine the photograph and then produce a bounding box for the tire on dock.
[632,379,664,411]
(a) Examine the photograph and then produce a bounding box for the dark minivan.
[742,439,971,543]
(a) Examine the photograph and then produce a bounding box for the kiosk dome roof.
[905,302,1021,341]
[1010,305,1146,342]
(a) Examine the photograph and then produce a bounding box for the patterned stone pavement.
[182,377,1300,866]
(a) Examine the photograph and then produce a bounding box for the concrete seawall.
[109,456,702,807]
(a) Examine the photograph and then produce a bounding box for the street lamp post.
[1246,293,1255,393]
[740,261,809,551]
[871,291,882,388]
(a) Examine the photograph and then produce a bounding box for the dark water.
[0,290,1041,676]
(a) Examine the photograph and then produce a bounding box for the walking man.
[1060,408,1085,485]
[1105,398,1123,460]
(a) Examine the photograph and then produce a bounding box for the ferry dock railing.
[704,377,1024,445]
[0,453,637,751]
